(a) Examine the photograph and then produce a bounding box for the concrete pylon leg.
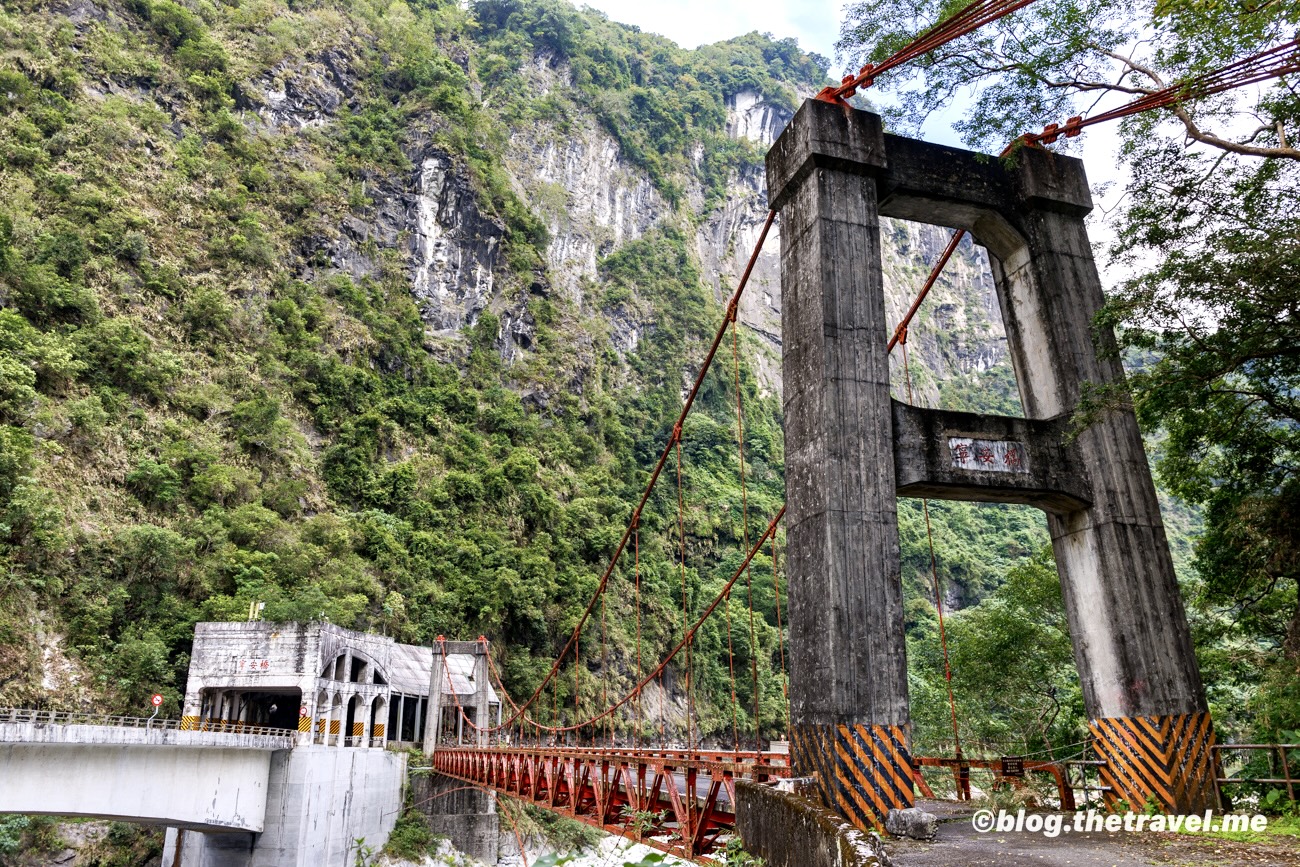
[472,639,490,748]
[423,641,446,756]
[766,104,913,831]
[994,209,1217,813]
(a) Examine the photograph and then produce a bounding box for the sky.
[578,0,1132,278]
[578,0,849,63]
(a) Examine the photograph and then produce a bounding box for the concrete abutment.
[161,745,406,867]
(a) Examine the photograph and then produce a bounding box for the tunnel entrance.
[198,687,301,730]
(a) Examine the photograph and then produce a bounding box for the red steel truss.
[429,746,792,860]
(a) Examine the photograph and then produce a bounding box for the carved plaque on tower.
[947,437,1028,473]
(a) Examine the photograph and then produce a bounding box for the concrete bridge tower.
[767,99,1216,830]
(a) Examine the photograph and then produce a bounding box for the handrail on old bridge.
[429,745,792,860]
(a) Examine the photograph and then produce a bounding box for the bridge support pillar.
[472,638,490,747]
[993,166,1218,815]
[423,640,447,755]
[423,639,490,755]
[767,97,1216,824]
[767,103,913,831]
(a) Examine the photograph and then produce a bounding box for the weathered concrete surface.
[767,100,907,731]
[891,401,1091,512]
[735,780,883,867]
[162,745,406,867]
[768,97,1213,816]
[0,735,275,831]
[412,772,500,864]
[767,97,913,831]
[875,130,1213,817]
[872,130,1207,725]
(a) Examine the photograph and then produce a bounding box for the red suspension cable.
[509,211,777,726]
[1012,38,1300,152]
[819,0,1045,105]
[458,508,787,736]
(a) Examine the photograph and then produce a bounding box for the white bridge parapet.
[0,713,295,832]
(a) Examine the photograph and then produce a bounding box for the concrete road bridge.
[0,704,406,867]
[0,708,293,832]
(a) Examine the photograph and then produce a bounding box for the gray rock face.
[506,58,665,311]
[884,807,939,841]
[286,46,1010,392]
[693,162,783,393]
[246,48,355,130]
[302,138,506,346]
[726,89,794,148]
[410,152,503,338]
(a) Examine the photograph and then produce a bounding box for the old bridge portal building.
[180,621,500,748]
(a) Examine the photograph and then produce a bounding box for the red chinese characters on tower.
[949,437,1028,473]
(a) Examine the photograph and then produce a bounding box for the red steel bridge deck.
[430,745,792,860]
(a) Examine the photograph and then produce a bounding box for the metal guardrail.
[0,707,294,739]
[1214,743,1299,802]
[2,707,184,731]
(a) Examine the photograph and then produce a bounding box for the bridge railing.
[1214,743,1299,803]
[0,707,293,738]
[430,744,792,860]
[2,707,183,731]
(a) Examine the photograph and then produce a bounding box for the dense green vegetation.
[0,0,818,740]
[840,0,1300,756]
[1,0,1269,812]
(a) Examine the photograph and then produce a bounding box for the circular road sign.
[151,693,164,707]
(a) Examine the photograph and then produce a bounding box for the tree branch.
[1170,104,1300,161]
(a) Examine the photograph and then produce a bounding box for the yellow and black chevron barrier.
[791,722,914,831]
[1090,712,1218,813]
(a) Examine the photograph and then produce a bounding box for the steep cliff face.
[394,66,1014,410]
[410,151,503,338]
[0,0,1029,743]
[218,14,1014,412]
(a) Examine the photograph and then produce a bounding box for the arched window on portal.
[346,695,362,746]
[369,696,387,746]
[320,650,387,687]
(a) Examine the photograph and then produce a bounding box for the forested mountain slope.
[0,0,1240,759]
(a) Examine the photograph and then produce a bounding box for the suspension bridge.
[2,2,1296,864]
[415,4,1300,861]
